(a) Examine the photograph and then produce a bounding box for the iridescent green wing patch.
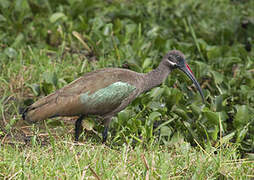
[80,82,136,109]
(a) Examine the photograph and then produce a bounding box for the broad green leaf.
[233,105,249,128]
[149,87,164,99]
[0,0,10,8]
[215,95,224,112]
[245,153,254,160]
[118,110,130,122]
[154,118,175,132]
[164,88,182,110]
[236,126,248,143]
[147,101,164,111]
[206,46,221,60]
[216,131,235,147]
[125,24,136,35]
[148,111,161,122]
[11,33,24,47]
[190,104,201,116]
[103,23,113,36]
[43,72,58,87]
[113,18,123,34]
[173,108,189,121]
[15,0,29,12]
[49,12,67,23]
[160,126,172,137]
[146,26,159,37]
[28,83,41,96]
[203,109,219,125]
[0,14,6,22]
[90,17,104,30]
[142,58,152,69]
[210,70,224,84]
[183,121,198,140]
[4,48,17,58]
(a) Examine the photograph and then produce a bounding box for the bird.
[22,50,205,143]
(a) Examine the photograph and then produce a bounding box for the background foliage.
[0,0,254,178]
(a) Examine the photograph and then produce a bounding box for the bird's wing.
[29,68,121,109]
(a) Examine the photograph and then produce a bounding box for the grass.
[1,136,254,179]
[0,0,254,178]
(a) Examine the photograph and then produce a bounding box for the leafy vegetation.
[0,0,254,178]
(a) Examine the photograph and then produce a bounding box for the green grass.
[1,137,253,179]
[0,0,254,178]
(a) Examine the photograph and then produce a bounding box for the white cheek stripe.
[168,61,177,66]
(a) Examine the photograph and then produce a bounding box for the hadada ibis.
[22,50,205,143]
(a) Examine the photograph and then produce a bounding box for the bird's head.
[163,50,205,103]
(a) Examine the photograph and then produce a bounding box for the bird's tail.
[22,93,59,123]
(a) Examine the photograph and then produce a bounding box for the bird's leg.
[75,115,84,141]
[102,117,112,143]
[102,126,108,143]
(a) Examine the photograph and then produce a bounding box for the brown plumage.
[22,50,205,142]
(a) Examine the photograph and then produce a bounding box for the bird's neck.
[142,61,171,92]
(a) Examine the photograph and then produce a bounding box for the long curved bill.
[179,63,205,103]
